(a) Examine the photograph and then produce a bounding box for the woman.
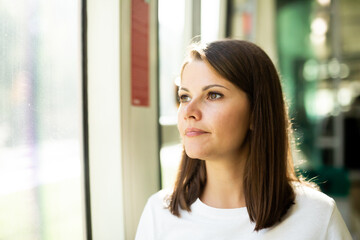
[135,39,352,239]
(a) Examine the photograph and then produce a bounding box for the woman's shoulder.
[294,183,334,205]
[292,183,336,216]
[277,183,352,239]
[146,188,173,209]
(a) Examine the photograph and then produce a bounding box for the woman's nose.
[184,99,202,120]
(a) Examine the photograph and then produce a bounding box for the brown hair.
[169,39,299,231]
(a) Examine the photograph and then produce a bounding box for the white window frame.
[86,0,160,239]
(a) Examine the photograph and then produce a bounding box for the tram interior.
[0,0,359,239]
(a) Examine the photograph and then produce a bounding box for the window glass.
[0,0,85,239]
[158,0,224,189]
[158,0,186,189]
[201,0,221,43]
[158,0,185,120]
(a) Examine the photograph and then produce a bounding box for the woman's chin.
[184,148,208,160]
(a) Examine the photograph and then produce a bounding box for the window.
[0,0,85,239]
[158,0,225,188]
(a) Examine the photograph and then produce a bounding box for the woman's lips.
[185,128,209,137]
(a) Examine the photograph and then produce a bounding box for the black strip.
[225,0,232,38]
[81,0,93,239]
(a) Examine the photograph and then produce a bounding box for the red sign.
[131,0,150,107]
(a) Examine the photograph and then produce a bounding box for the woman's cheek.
[222,108,249,139]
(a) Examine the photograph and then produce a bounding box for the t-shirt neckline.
[190,198,248,219]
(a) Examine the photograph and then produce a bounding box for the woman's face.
[177,60,251,161]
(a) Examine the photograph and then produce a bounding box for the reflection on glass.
[0,0,84,239]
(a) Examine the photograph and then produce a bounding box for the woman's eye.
[179,94,191,102]
[208,92,223,100]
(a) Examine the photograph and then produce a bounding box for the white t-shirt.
[135,185,352,240]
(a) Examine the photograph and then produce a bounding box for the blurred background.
[0,0,359,239]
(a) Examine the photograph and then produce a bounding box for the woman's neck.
[200,153,247,209]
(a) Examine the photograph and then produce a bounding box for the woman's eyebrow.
[179,84,229,92]
[179,87,189,92]
[203,84,229,91]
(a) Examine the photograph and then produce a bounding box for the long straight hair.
[168,39,299,231]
